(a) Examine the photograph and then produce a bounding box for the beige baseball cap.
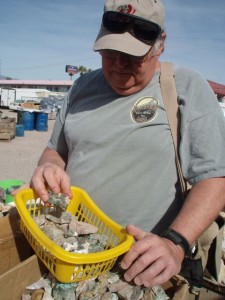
[93,0,165,56]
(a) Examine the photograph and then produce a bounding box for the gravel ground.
[0,108,55,184]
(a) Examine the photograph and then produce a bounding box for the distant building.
[0,79,72,93]
[0,78,224,100]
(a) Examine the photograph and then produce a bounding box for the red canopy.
[208,80,225,97]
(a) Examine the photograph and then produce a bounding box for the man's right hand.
[30,162,72,202]
[29,147,72,202]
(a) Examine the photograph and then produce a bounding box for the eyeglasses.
[99,49,150,63]
[103,11,161,45]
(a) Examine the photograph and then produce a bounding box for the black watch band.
[160,228,190,255]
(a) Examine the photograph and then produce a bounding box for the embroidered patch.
[117,4,136,14]
[131,97,159,123]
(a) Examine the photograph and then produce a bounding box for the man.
[30,0,225,287]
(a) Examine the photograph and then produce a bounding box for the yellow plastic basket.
[14,186,134,283]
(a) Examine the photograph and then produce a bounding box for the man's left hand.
[120,224,185,287]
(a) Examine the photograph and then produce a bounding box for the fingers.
[123,240,174,286]
[30,163,72,202]
[121,232,155,270]
[126,224,151,241]
[59,172,72,198]
[30,166,51,201]
[132,260,173,287]
[121,228,183,287]
[121,224,152,270]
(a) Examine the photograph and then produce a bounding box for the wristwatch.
[160,228,190,256]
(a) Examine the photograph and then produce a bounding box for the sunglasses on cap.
[103,11,161,45]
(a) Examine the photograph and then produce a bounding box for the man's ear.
[157,32,167,57]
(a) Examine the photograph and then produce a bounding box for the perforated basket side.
[54,256,118,282]
[20,218,58,273]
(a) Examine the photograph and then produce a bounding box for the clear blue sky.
[1,0,224,84]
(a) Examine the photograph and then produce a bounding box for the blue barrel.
[15,124,25,137]
[35,112,48,132]
[22,111,35,131]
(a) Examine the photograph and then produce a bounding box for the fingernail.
[124,273,131,282]
[120,262,126,269]
[41,194,48,202]
[134,278,141,286]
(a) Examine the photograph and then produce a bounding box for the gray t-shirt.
[48,64,225,233]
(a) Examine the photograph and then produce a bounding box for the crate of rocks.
[0,117,16,141]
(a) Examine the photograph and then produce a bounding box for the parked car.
[9,99,25,111]
[9,99,39,111]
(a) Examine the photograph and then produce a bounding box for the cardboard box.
[0,208,33,275]
[0,255,47,300]
[22,102,40,109]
